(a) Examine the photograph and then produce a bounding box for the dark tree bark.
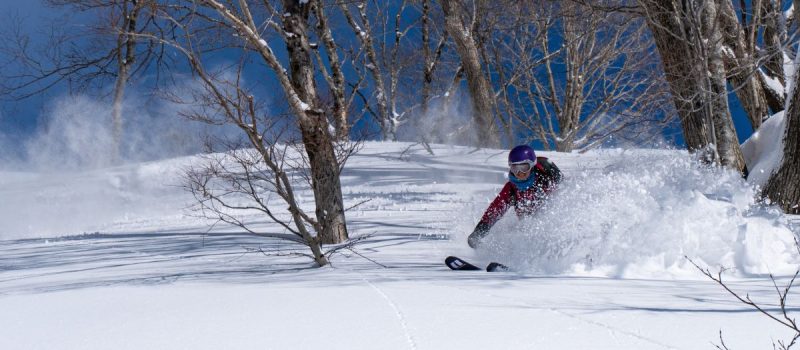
[641,0,711,149]
[703,0,746,170]
[763,57,800,214]
[717,0,770,130]
[640,0,745,172]
[283,0,349,245]
[759,0,787,113]
[440,0,501,148]
[312,1,348,140]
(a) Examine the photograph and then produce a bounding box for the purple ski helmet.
[508,145,536,164]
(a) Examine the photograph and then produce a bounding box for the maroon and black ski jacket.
[472,157,562,239]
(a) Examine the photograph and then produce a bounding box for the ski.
[445,256,481,270]
[445,256,508,272]
[486,262,509,272]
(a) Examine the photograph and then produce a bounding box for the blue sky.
[0,2,56,143]
[0,1,763,160]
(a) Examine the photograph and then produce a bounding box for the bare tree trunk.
[422,0,433,116]
[703,0,746,170]
[760,0,787,112]
[717,0,769,129]
[340,1,395,141]
[642,0,711,151]
[111,66,128,163]
[557,8,585,152]
[440,0,500,148]
[418,0,449,148]
[763,63,800,214]
[284,0,348,245]
[313,1,348,140]
[640,0,745,172]
[763,19,800,213]
[111,0,143,163]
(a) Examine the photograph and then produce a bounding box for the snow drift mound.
[480,150,799,279]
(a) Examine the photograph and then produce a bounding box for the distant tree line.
[2,0,800,264]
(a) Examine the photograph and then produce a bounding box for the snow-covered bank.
[0,230,796,349]
[0,157,200,239]
[2,142,798,279]
[2,142,800,349]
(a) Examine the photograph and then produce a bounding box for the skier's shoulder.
[534,156,563,183]
[535,156,555,166]
[534,156,558,172]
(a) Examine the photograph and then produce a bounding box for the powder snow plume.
[479,150,799,279]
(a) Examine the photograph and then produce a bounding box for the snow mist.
[479,150,800,279]
[19,94,220,170]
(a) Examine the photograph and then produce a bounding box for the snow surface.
[1,142,799,349]
[741,111,787,187]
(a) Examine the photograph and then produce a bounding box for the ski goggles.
[509,159,536,174]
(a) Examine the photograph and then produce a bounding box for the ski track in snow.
[455,283,678,349]
[545,307,677,350]
[358,273,418,350]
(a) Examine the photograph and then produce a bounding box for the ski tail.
[486,262,509,272]
[445,256,481,270]
[445,256,509,272]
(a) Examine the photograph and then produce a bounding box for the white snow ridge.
[0,142,799,349]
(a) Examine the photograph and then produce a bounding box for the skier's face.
[513,168,531,180]
[510,160,534,180]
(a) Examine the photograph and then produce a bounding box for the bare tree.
[758,2,800,215]
[185,127,338,267]
[758,0,789,111]
[339,1,395,140]
[182,103,359,267]
[415,0,457,150]
[0,0,168,163]
[763,59,800,214]
[421,0,448,117]
[109,0,145,162]
[311,0,349,140]
[689,251,800,349]
[141,0,351,252]
[487,1,674,152]
[440,0,501,148]
[338,0,430,142]
[640,0,746,172]
[717,0,771,130]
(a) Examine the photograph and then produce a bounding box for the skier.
[467,145,562,248]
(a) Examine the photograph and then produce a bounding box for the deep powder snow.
[478,150,799,278]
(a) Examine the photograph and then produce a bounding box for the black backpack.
[510,156,563,205]
[534,156,562,187]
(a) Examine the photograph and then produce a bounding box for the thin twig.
[347,247,389,268]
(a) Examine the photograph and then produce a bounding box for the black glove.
[468,222,491,248]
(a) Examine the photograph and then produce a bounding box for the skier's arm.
[468,182,514,248]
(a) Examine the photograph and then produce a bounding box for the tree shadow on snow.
[0,230,460,295]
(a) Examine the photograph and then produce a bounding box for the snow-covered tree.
[488,0,673,152]
[139,0,355,265]
[764,53,800,213]
[640,0,746,172]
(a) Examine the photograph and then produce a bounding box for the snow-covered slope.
[1,142,798,349]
